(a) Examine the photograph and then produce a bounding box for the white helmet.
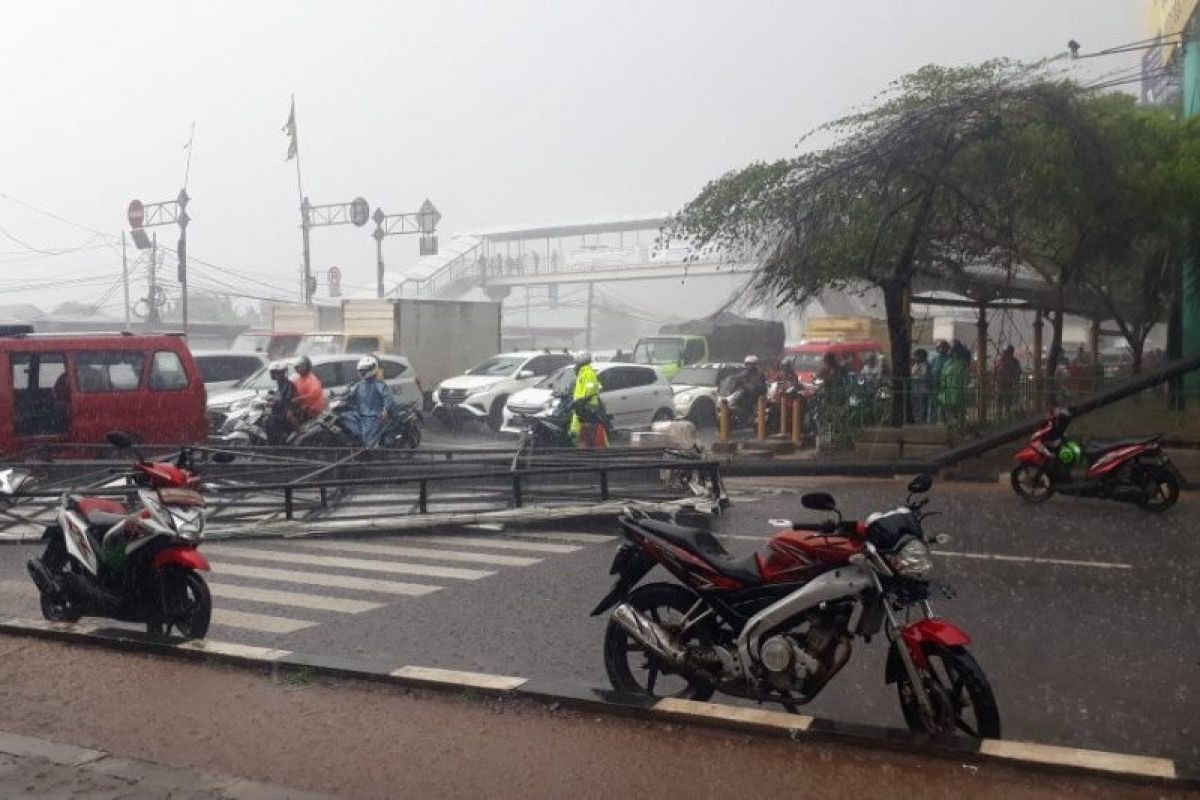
[268,360,288,375]
[744,354,759,365]
[575,352,593,366]
[356,355,379,377]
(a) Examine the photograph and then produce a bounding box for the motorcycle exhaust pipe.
[611,602,688,665]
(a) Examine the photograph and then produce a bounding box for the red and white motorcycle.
[18,432,230,639]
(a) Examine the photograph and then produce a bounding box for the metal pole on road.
[585,282,594,351]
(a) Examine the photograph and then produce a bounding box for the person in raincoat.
[569,352,607,448]
[938,343,969,426]
[341,355,396,448]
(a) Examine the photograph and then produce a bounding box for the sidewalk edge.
[1,617,1193,791]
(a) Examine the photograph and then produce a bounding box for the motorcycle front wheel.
[603,582,716,701]
[1010,464,1053,503]
[895,643,1001,739]
[148,567,211,640]
[1139,464,1180,513]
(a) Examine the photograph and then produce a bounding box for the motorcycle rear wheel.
[1139,465,1180,513]
[895,643,1001,739]
[1010,465,1053,503]
[148,567,211,640]
[603,583,716,701]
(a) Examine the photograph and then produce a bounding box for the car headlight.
[887,538,934,580]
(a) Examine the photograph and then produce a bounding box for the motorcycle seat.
[1083,436,1159,460]
[70,496,127,527]
[638,519,761,585]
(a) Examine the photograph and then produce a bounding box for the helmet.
[295,356,312,371]
[575,352,593,367]
[744,355,759,365]
[356,355,379,377]
[268,360,288,376]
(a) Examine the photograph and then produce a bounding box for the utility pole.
[121,232,130,331]
[301,197,313,304]
[585,282,594,351]
[148,233,160,325]
[371,200,441,298]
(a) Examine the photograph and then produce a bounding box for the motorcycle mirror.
[801,492,837,512]
[907,473,933,494]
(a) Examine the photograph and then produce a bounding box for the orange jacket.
[292,372,326,418]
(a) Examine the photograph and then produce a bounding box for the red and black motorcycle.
[21,432,231,638]
[1011,408,1181,513]
[593,475,1001,739]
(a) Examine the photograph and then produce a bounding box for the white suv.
[501,362,675,434]
[433,351,575,429]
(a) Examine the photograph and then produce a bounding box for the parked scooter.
[1011,407,1182,512]
[19,432,232,639]
[593,475,1000,739]
[292,390,423,449]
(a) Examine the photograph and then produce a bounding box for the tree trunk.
[1168,291,1185,411]
[882,281,911,427]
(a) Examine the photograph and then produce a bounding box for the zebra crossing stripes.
[211,563,440,596]
[403,535,581,554]
[206,583,385,614]
[297,541,541,567]
[210,608,316,634]
[204,546,494,581]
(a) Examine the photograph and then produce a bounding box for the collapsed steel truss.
[0,443,725,540]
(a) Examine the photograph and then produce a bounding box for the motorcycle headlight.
[887,538,934,581]
[169,507,205,541]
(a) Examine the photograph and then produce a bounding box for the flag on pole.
[282,98,298,161]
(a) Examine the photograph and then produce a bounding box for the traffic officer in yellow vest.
[569,352,606,447]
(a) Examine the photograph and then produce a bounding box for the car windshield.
[238,361,295,390]
[538,366,576,393]
[467,355,526,376]
[295,335,345,357]
[789,352,827,370]
[632,338,685,365]
[231,333,271,353]
[671,366,721,386]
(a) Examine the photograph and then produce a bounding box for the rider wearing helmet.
[341,355,396,447]
[569,352,607,447]
[291,355,326,421]
[728,354,767,423]
[266,360,299,444]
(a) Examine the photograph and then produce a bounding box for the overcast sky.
[0,1,1145,316]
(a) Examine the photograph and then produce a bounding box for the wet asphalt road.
[0,473,1195,767]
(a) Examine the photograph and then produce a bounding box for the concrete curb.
[3,617,1195,791]
[0,728,331,799]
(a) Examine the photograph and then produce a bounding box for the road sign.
[127,200,145,229]
[350,197,370,227]
[418,199,441,233]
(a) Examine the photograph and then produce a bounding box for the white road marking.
[299,541,540,567]
[213,563,440,596]
[210,608,316,634]
[391,665,526,691]
[207,546,492,580]
[405,536,580,554]
[502,531,615,545]
[207,583,384,614]
[932,550,1133,570]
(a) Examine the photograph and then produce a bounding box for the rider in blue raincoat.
[341,355,396,447]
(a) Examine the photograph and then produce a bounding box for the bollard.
[756,396,767,441]
[778,396,789,437]
[791,397,803,445]
[718,399,731,445]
